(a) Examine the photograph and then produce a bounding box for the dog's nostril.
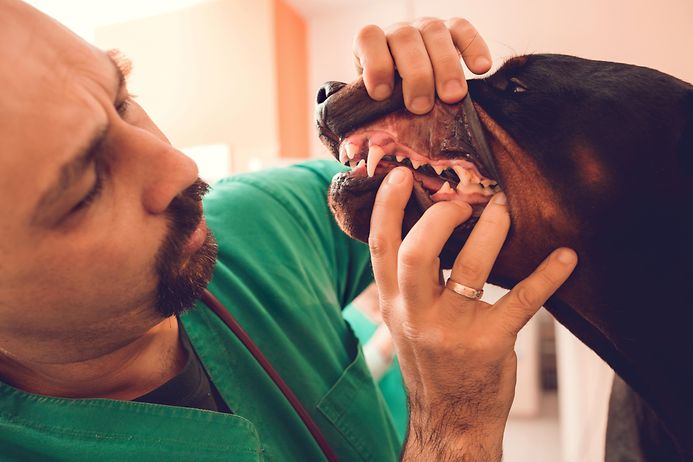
[316,81,346,105]
[316,87,328,105]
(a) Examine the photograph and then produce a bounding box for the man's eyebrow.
[106,48,132,98]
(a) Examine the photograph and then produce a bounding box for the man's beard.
[154,179,218,318]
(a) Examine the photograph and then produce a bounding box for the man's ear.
[679,90,693,181]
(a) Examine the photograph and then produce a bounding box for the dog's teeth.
[453,166,471,186]
[457,182,483,194]
[346,142,359,160]
[349,160,358,168]
[367,144,386,177]
[356,159,365,169]
[480,179,495,188]
[396,155,405,163]
[433,165,445,176]
[411,159,422,169]
[437,181,453,194]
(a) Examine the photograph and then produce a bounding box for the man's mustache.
[167,179,210,241]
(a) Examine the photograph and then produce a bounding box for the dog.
[315,54,693,460]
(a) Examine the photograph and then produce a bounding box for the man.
[0,1,576,460]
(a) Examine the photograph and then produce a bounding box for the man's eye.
[116,99,130,117]
[116,95,135,117]
[71,174,104,214]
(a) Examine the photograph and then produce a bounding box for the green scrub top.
[0,161,401,461]
[341,305,408,442]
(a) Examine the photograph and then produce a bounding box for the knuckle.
[355,24,384,44]
[368,234,391,259]
[398,244,425,269]
[418,19,446,35]
[454,260,485,282]
[364,63,392,81]
[514,284,537,309]
[402,66,433,83]
[536,269,559,291]
[433,54,463,72]
[387,25,420,44]
[446,17,473,33]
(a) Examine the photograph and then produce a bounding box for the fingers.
[416,18,467,103]
[398,200,473,306]
[495,248,578,335]
[385,23,435,114]
[449,193,510,290]
[369,167,414,299]
[354,18,492,113]
[353,25,394,101]
[446,18,492,74]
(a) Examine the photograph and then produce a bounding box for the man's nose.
[316,81,346,105]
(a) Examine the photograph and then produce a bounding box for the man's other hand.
[352,18,492,114]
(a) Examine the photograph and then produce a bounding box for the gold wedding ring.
[445,279,484,300]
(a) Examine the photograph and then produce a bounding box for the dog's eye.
[508,77,528,94]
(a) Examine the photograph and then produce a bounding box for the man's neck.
[0,317,187,400]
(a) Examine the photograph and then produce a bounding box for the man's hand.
[369,168,577,461]
[352,18,492,114]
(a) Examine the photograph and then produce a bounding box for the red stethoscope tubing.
[200,289,340,462]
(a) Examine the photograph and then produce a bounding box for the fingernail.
[443,79,464,98]
[493,192,507,205]
[373,84,391,100]
[387,167,407,185]
[410,96,432,113]
[557,249,576,265]
[474,56,491,70]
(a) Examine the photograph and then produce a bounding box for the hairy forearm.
[401,417,505,462]
[401,372,510,462]
[401,425,503,462]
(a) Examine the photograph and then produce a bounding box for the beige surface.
[95,0,280,171]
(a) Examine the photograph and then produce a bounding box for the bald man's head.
[0,0,216,365]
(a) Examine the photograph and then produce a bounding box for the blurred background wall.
[26,1,693,460]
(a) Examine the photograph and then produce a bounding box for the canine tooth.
[349,160,358,168]
[411,159,422,169]
[367,145,385,177]
[346,142,359,159]
[396,155,405,163]
[437,181,453,194]
[356,159,365,169]
[433,165,445,176]
[453,166,472,186]
[481,179,495,188]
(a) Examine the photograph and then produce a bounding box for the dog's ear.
[679,90,693,180]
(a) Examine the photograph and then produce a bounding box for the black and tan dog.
[315,55,693,460]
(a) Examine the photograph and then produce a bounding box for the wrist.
[403,420,505,462]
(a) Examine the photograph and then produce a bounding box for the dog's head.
[317,54,693,453]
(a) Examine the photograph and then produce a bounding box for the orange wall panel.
[274,0,309,158]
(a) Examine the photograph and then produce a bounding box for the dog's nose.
[316,81,346,105]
